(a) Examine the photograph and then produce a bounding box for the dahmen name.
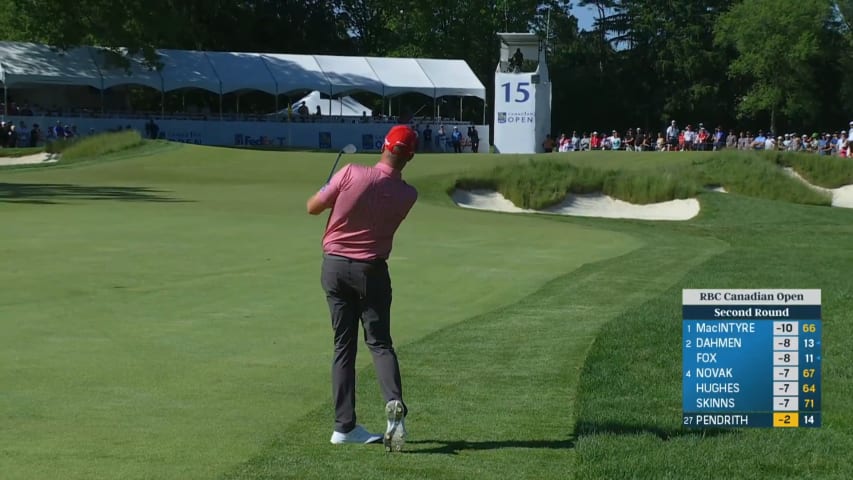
[713,307,790,318]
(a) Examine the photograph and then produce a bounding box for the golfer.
[306,125,418,451]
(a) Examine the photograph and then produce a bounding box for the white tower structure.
[493,32,552,153]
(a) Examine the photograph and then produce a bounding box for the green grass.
[454,159,704,209]
[452,151,834,209]
[694,151,831,205]
[1,148,851,479]
[762,150,853,188]
[45,130,146,161]
[572,193,853,478]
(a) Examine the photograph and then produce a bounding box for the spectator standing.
[666,120,679,151]
[752,131,767,150]
[451,126,462,153]
[623,129,635,151]
[29,124,40,147]
[558,133,570,152]
[542,134,555,152]
[469,126,479,153]
[436,125,446,152]
[422,125,432,152]
[580,132,591,151]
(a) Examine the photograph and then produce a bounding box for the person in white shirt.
[610,131,622,151]
[682,125,694,151]
[558,133,571,152]
[666,121,679,151]
[764,136,776,151]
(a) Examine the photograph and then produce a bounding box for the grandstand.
[0,41,488,150]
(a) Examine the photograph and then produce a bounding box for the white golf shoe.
[330,424,382,445]
[384,400,406,452]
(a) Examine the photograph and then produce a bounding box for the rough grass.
[693,152,831,205]
[762,150,853,188]
[453,150,838,209]
[53,130,145,161]
[453,160,703,209]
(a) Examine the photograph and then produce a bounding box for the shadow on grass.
[407,420,735,455]
[406,437,576,455]
[0,182,190,204]
[574,420,736,441]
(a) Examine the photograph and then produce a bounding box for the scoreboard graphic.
[682,289,822,428]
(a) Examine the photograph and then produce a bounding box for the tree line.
[1,0,851,135]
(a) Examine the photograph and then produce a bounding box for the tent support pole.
[219,93,223,121]
[460,97,463,122]
[161,90,165,118]
[2,83,6,122]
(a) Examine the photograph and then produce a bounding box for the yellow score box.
[773,413,800,427]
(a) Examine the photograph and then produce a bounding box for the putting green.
[0,146,642,479]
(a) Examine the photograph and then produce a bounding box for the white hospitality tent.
[0,41,487,121]
[281,90,373,117]
[93,49,162,91]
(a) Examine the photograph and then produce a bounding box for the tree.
[0,0,352,66]
[715,0,835,133]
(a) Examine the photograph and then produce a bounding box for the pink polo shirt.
[316,162,417,261]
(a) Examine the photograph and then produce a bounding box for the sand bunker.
[783,167,853,208]
[0,152,58,166]
[451,189,700,221]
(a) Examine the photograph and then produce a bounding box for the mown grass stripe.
[220,224,724,479]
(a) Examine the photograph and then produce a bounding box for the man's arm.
[306,165,349,215]
[306,191,332,215]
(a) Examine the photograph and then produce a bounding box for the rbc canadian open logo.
[497,112,507,124]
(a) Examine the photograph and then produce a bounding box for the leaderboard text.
[682,289,822,428]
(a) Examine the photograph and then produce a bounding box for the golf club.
[326,144,357,184]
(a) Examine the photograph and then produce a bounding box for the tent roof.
[260,53,330,95]
[0,41,486,100]
[93,49,162,91]
[157,49,220,93]
[313,55,384,96]
[0,41,102,89]
[205,51,276,95]
[416,58,486,98]
[365,57,435,97]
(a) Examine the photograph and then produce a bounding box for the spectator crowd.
[0,120,79,149]
[547,120,853,157]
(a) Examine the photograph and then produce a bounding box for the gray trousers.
[320,254,406,433]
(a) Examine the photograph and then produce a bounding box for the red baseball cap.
[383,125,417,156]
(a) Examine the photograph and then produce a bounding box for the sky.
[570,4,600,32]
